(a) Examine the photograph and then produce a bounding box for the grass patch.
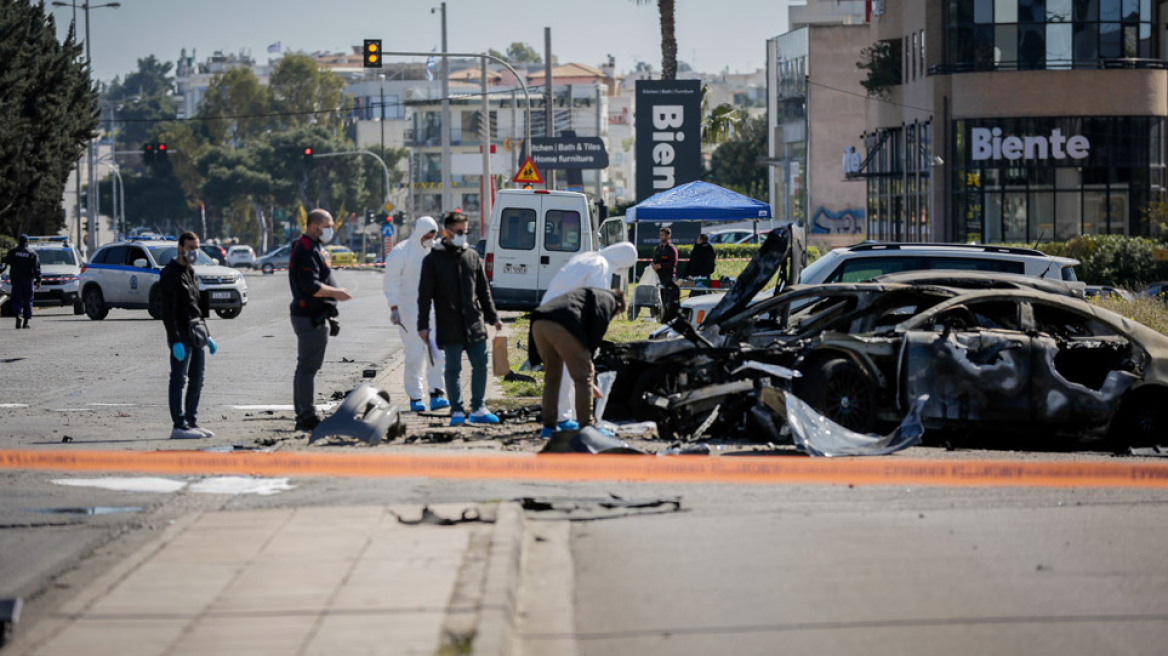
[1089,296,1168,335]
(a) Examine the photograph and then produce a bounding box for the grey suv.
[1,236,84,315]
[79,238,248,320]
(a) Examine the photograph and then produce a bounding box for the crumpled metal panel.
[782,391,928,457]
[904,330,1029,422]
[1030,336,1138,425]
[310,383,402,446]
[702,228,794,328]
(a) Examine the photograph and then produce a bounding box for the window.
[126,247,148,266]
[36,249,76,266]
[923,256,1024,273]
[544,210,581,252]
[833,256,923,282]
[498,208,536,250]
[99,246,126,266]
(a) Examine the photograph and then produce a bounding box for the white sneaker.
[190,425,215,438]
[170,426,206,440]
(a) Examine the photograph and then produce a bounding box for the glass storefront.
[953,116,1165,242]
[865,121,933,241]
[945,0,1157,71]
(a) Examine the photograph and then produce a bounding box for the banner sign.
[529,136,609,170]
[635,79,702,202]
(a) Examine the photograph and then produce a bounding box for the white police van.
[79,237,248,320]
[484,189,627,310]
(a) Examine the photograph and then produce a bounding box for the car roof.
[872,270,1080,297]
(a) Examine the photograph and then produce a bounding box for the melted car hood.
[700,225,801,328]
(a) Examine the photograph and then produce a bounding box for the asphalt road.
[3,268,1168,655]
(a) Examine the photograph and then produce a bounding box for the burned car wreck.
[596,231,1168,447]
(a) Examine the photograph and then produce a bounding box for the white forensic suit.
[383,216,446,403]
[540,241,638,424]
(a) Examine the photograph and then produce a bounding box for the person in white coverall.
[539,241,638,430]
[384,216,450,412]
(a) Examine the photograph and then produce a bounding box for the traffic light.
[363,39,382,68]
[302,146,314,163]
[143,142,155,164]
[157,142,167,159]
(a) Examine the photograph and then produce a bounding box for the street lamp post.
[51,1,120,253]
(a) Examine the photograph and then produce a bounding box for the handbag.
[188,318,210,350]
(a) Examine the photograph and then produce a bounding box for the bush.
[1000,236,1168,290]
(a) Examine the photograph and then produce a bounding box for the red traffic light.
[303,147,313,158]
[157,143,167,153]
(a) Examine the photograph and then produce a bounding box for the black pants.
[291,314,329,419]
[659,274,680,321]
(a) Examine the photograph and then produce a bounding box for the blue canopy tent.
[625,181,772,223]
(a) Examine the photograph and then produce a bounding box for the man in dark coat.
[161,231,218,439]
[528,287,626,439]
[652,227,680,320]
[686,233,716,279]
[2,234,41,329]
[418,211,504,426]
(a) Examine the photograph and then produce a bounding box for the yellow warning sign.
[1154,248,1168,261]
[512,156,543,184]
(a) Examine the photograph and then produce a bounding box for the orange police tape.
[3,450,1168,489]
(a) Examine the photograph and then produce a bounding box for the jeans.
[168,340,205,428]
[443,338,488,414]
[291,314,329,419]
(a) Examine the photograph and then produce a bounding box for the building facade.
[863,0,1168,243]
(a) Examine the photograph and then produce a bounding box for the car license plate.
[211,291,231,300]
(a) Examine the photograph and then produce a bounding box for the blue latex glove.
[171,341,186,361]
[208,337,218,355]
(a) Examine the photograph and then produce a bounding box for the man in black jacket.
[528,287,626,439]
[2,234,41,329]
[686,233,716,280]
[161,231,218,439]
[289,209,352,432]
[418,211,503,427]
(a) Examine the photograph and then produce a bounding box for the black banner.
[635,80,702,202]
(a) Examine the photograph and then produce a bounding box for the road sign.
[381,223,395,238]
[513,156,543,184]
[1155,248,1168,261]
[528,136,609,169]
[383,201,394,212]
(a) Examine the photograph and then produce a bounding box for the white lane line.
[86,403,137,407]
[0,403,29,408]
[229,403,338,412]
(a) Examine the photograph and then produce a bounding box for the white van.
[485,189,627,310]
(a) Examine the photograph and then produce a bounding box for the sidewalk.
[11,502,525,656]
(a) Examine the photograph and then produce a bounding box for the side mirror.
[133,258,148,268]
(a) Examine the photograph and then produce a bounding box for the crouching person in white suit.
[383,216,449,412]
[539,241,638,431]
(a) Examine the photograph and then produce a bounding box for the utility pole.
[379,73,386,203]
[544,27,555,189]
[480,57,492,239]
[438,2,452,212]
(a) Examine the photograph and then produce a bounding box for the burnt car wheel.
[1110,388,1168,448]
[796,357,879,433]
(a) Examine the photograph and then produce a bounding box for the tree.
[634,0,678,80]
[857,39,902,98]
[103,56,178,149]
[268,53,348,133]
[705,116,767,199]
[0,0,96,236]
[701,86,740,147]
[505,42,542,65]
[198,67,271,146]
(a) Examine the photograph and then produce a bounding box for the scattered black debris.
[26,506,142,516]
[517,495,683,521]
[363,368,377,378]
[1123,445,1168,457]
[390,505,491,526]
[201,444,266,452]
[494,404,542,423]
[61,436,73,443]
[341,357,355,363]
[504,370,537,383]
[0,597,21,649]
[659,443,711,456]
[0,358,25,364]
[539,427,648,455]
[330,390,347,401]
[403,432,458,444]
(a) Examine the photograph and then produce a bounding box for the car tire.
[83,286,108,320]
[215,307,241,319]
[262,263,274,275]
[73,299,85,315]
[795,356,879,433]
[0,299,12,318]
[147,285,163,320]
[1110,388,1168,448]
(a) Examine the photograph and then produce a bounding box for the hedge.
[1000,235,1168,290]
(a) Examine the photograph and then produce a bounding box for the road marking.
[229,404,338,412]
[86,403,137,407]
[52,409,94,412]
[4,450,1168,489]
[0,404,29,408]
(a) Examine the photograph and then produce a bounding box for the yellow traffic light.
[364,39,382,68]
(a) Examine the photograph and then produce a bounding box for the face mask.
[422,238,434,249]
[319,227,334,243]
[451,234,468,249]
[184,249,199,264]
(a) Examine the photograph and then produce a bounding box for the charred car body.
[597,230,1168,447]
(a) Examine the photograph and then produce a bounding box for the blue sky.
[51,0,791,84]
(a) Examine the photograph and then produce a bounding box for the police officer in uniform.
[2,234,41,329]
[289,209,352,431]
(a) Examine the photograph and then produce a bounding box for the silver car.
[1,236,84,315]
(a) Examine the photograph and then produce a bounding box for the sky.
[51,0,792,84]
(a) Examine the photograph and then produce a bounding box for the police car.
[0,236,84,316]
[78,237,249,320]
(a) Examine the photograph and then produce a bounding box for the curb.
[472,502,526,656]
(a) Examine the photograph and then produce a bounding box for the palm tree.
[701,86,741,146]
[634,0,678,80]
